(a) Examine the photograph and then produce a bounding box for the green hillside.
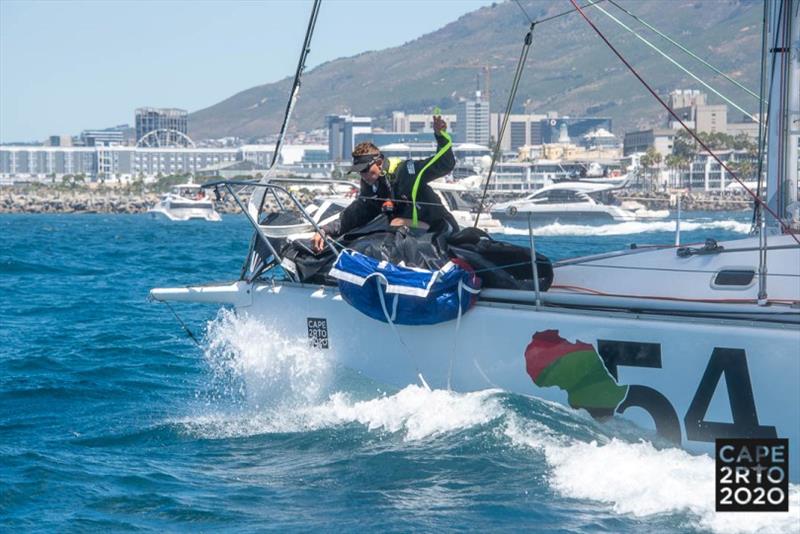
[188,0,762,140]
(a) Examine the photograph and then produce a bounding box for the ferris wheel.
[136,129,196,148]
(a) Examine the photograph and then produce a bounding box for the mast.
[765,0,799,233]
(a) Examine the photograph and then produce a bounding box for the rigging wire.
[474,22,536,227]
[591,2,760,123]
[566,0,799,244]
[607,0,762,102]
[158,300,202,348]
[514,0,607,26]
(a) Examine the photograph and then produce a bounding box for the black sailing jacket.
[322,131,456,238]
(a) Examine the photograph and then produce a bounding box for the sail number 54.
[597,341,777,444]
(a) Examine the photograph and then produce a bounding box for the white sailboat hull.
[152,279,800,478]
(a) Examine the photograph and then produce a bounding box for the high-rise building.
[81,125,128,147]
[135,108,189,146]
[455,91,490,146]
[391,112,457,133]
[326,114,372,161]
[667,90,727,133]
[490,113,548,151]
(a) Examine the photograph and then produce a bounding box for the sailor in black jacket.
[312,115,456,252]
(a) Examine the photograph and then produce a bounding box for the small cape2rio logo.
[715,438,789,512]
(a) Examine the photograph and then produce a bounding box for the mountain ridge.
[187,0,762,141]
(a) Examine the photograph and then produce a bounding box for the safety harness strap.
[411,130,452,227]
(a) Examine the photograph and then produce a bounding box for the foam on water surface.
[497,218,751,236]
[503,416,800,534]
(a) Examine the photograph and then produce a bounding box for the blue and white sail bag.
[329,250,480,325]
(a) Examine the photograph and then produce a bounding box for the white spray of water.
[503,415,799,534]
[497,219,750,237]
[180,310,503,441]
[203,309,331,409]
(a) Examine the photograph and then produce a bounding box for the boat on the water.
[489,182,666,226]
[148,181,222,222]
[150,0,800,479]
[430,181,504,232]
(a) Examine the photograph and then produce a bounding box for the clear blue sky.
[0,0,494,143]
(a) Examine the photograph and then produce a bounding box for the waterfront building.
[0,145,239,181]
[623,129,676,157]
[326,115,372,161]
[490,113,548,151]
[0,146,95,179]
[135,108,189,146]
[354,132,435,147]
[455,91,490,146]
[674,149,759,191]
[81,125,128,147]
[488,160,593,194]
[46,135,74,147]
[581,128,619,150]
[666,89,758,139]
[667,89,727,133]
[539,117,612,144]
[391,112,458,133]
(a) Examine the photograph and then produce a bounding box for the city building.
[80,125,128,146]
[46,135,73,147]
[455,91,490,146]
[487,160,598,194]
[391,112,457,133]
[580,128,619,150]
[666,89,758,138]
[623,128,676,157]
[354,132,437,147]
[0,146,96,178]
[326,114,372,161]
[539,117,613,144]
[667,89,727,133]
[490,113,547,151]
[674,149,759,191]
[135,107,189,146]
[0,145,241,181]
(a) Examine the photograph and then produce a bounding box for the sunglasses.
[358,157,379,174]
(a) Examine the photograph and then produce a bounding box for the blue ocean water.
[2,212,797,532]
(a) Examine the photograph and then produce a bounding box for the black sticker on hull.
[307,317,329,349]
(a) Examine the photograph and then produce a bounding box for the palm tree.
[664,154,680,189]
[643,147,662,191]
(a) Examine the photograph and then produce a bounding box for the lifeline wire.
[567,0,799,244]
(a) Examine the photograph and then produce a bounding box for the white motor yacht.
[490,182,667,226]
[148,182,222,222]
[430,181,504,233]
